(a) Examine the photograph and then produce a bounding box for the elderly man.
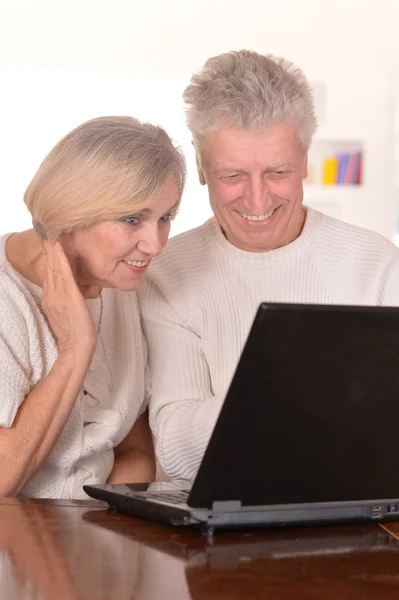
[139,50,399,481]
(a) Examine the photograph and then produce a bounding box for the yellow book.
[322,157,338,185]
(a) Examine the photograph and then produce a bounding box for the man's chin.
[226,219,279,252]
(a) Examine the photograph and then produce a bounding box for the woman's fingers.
[40,239,98,358]
[52,241,76,284]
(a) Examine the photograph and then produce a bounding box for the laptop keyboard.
[135,490,189,505]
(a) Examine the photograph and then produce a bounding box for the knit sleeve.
[139,279,224,481]
[0,293,31,427]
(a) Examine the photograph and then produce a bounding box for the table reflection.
[184,528,399,600]
[83,508,399,600]
[0,500,141,600]
[1,499,399,600]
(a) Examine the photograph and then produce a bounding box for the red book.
[355,152,362,185]
[344,153,356,184]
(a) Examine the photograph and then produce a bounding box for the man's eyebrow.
[214,161,295,174]
[268,160,294,169]
[214,168,246,174]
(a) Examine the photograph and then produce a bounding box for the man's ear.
[192,139,207,186]
[195,153,206,186]
[303,151,308,180]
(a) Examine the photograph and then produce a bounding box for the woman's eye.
[160,213,174,223]
[122,216,140,225]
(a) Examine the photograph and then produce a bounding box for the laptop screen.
[190,303,399,508]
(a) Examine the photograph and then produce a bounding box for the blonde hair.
[183,50,318,150]
[25,116,186,239]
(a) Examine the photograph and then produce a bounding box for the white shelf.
[304,184,363,201]
[307,138,363,186]
[304,184,364,221]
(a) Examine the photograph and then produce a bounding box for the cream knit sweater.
[0,234,148,498]
[139,208,399,481]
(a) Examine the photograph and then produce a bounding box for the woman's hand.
[0,241,100,496]
[41,240,98,361]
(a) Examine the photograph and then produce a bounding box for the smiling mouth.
[123,260,149,267]
[236,207,278,222]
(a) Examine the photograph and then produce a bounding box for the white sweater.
[139,208,399,481]
[0,233,148,498]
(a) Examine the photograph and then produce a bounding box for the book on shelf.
[322,158,338,184]
[321,151,362,185]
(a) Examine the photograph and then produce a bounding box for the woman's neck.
[5,230,101,299]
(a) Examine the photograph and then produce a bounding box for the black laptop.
[84,303,399,532]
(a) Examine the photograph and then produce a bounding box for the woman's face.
[62,175,180,292]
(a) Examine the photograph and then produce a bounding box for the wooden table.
[1,498,399,599]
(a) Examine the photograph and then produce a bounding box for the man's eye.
[269,171,291,180]
[222,174,240,181]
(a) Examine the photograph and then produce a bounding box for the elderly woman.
[0,115,185,498]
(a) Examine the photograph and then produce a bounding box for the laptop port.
[386,504,399,514]
[371,505,382,519]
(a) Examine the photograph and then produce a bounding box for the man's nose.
[246,176,269,213]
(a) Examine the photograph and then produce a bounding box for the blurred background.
[0,0,399,242]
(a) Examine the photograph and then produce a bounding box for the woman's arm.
[107,411,156,484]
[0,350,91,496]
[0,241,97,496]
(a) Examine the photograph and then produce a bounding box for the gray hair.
[183,49,318,150]
[25,116,186,239]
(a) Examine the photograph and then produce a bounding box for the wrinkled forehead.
[199,123,305,170]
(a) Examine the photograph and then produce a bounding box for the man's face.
[198,124,308,252]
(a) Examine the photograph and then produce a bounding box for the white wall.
[1,0,398,78]
[0,68,211,236]
[0,0,398,238]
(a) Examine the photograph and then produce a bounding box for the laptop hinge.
[211,500,242,512]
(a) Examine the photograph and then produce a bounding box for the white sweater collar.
[205,206,322,265]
